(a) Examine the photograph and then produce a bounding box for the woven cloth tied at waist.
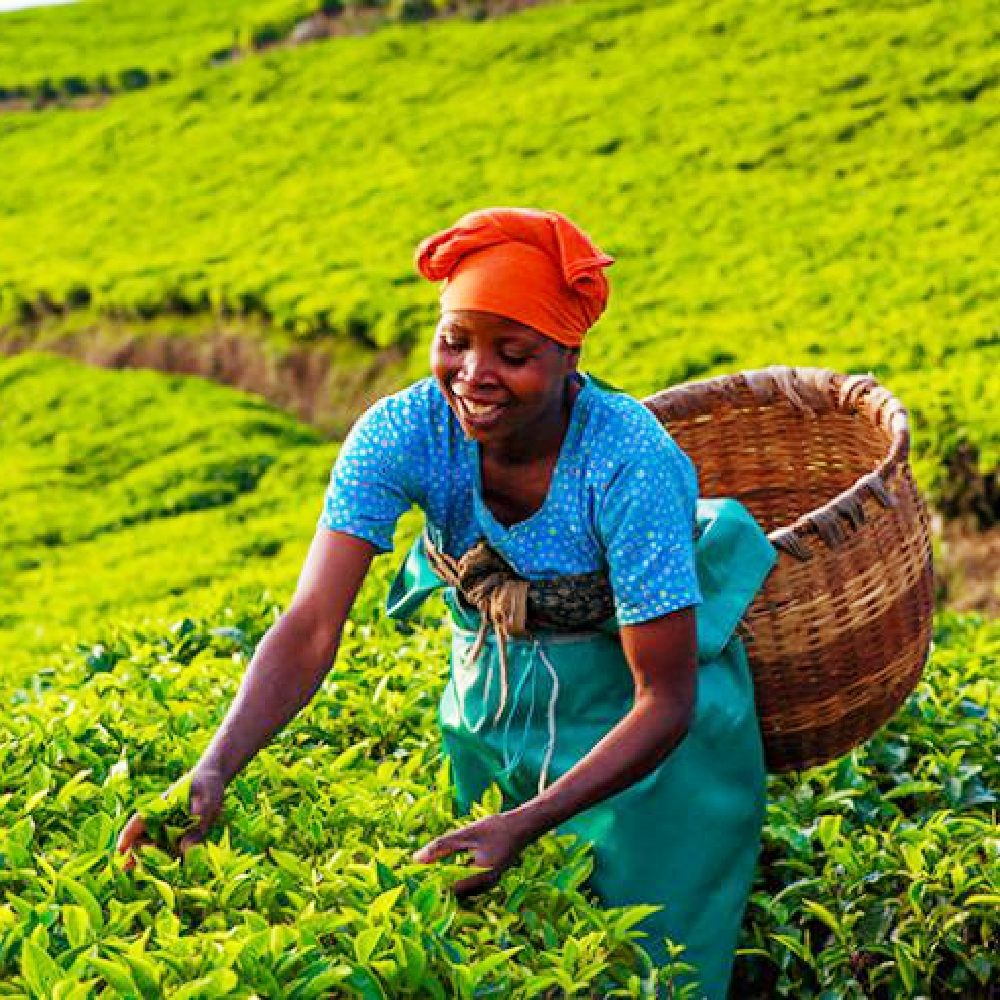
[422,532,615,638]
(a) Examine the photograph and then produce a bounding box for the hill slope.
[1,0,999,503]
[1,354,999,997]
[2,5,999,995]
[0,353,346,692]
[0,0,317,98]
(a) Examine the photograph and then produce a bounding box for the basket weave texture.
[644,367,935,772]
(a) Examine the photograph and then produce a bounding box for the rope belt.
[423,533,616,792]
[423,531,616,637]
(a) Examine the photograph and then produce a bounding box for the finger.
[188,790,216,830]
[192,779,226,829]
[179,791,217,857]
[413,833,470,864]
[178,829,206,857]
[116,815,151,872]
[116,813,146,854]
[452,869,500,899]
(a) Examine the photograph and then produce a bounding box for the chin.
[458,420,501,443]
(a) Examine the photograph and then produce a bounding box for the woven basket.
[644,367,934,772]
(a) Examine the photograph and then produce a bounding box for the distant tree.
[118,67,152,91]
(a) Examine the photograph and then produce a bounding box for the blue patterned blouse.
[318,374,702,625]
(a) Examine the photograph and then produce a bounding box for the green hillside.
[0,0,317,99]
[2,0,999,501]
[2,1,1000,995]
[0,353,340,692]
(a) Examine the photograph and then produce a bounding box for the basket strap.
[422,533,614,632]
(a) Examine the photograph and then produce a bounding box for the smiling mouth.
[455,397,505,422]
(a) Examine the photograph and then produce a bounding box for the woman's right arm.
[117,528,377,862]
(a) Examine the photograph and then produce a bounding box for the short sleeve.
[318,394,424,553]
[597,421,702,625]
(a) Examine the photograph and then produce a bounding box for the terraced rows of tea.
[0,353,339,694]
[2,0,999,507]
[2,0,999,996]
[0,0,318,101]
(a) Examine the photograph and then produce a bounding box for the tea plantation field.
[0,352,334,694]
[2,355,1000,998]
[0,0,319,100]
[3,0,1000,995]
[2,0,1000,506]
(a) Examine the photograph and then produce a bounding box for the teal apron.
[387,499,777,1000]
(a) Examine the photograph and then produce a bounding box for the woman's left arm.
[414,607,697,896]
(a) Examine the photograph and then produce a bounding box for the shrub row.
[1,1,998,514]
[0,0,317,103]
[0,353,335,693]
[0,607,687,999]
[0,0,515,106]
[1,590,998,997]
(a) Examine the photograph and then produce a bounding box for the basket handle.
[745,368,911,560]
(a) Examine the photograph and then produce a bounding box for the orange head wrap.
[414,207,614,349]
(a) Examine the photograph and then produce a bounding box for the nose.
[456,347,498,388]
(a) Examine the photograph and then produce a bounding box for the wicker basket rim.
[644,365,912,561]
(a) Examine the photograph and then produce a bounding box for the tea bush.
[0,353,334,694]
[0,0,518,104]
[2,0,1000,990]
[739,612,1000,997]
[0,603,690,999]
[1,556,998,997]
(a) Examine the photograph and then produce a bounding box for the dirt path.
[936,518,1000,616]
[0,323,406,439]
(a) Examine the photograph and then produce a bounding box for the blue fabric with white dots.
[318,374,703,624]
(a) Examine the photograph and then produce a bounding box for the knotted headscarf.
[414,207,614,348]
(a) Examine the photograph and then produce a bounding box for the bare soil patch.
[935,515,1000,616]
[0,322,406,439]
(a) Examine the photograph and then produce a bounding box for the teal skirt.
[387,499,776,1000]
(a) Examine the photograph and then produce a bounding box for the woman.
[119,207,775,999]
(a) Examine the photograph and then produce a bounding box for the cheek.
[429,345,451,385]
[500,373,552,413]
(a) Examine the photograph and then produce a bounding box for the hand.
[413,810,537,898]
[116,766,226,870]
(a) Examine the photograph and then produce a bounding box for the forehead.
[437,310,550,345]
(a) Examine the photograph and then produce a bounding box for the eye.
[500,353,532,367]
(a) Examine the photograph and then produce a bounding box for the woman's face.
[430,309,579,449]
